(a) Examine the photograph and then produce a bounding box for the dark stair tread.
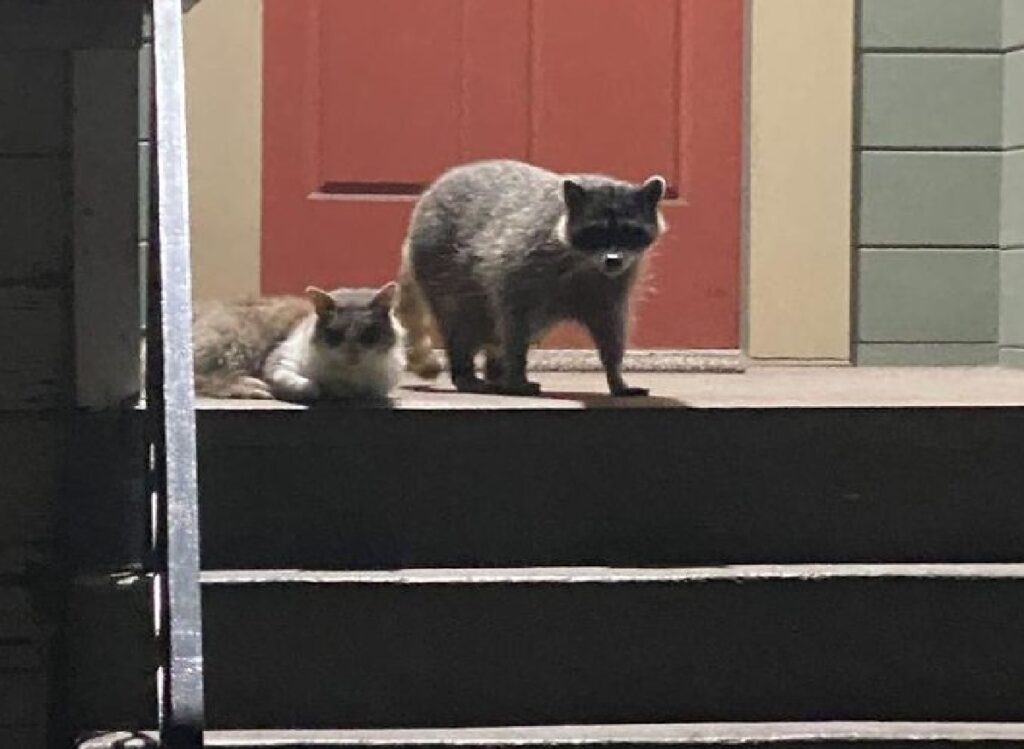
[78,722,1024,747]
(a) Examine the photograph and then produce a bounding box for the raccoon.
[396,159,666,396]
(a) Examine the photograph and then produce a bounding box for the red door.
[263,0,743,348]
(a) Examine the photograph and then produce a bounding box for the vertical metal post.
[148,0,205,745]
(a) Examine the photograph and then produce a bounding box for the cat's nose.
[604,252,624,271]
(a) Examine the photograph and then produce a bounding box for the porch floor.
[196,366,1024,410]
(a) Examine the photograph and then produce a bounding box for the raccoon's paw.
[494,380,542,397]
[611,385,650,398]
[453,375,492,394]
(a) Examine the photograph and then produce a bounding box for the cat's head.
[557,174,667,277]
[304,282,399,362]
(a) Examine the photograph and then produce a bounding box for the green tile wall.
[861,0,1004,51]
[1000,347,1024,366]
[1006,0,1024,48]
[1006,50,1024,148]
[859,153,1002,246]
[1000,250,1024,346]
[858,344,999,366]
[1005,150,1024,248]
[855,0,1022,366]
[859,250,998,343]
[860,55,1003,148]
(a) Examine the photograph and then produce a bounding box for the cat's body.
[193,284,403,402]
[396,159,667,396]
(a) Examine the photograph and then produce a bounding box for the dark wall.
[0,1,145,745]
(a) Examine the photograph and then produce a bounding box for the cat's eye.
[359,327,381,346]
[322,329,344,346]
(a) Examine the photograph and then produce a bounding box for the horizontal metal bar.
[200,563,1024,586]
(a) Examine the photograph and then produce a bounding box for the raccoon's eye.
[358,327,381,346]
[616,225,654,249]
[573,227,610,251]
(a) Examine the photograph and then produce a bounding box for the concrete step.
[77,722,1024,748]
[194,407,1024,570]
[72,565,1024,730]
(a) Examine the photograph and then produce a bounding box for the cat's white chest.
[269,316,404,400]
[308,344,403,399]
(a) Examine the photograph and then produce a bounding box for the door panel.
[319,0,464,185]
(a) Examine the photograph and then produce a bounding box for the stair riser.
[115,577,1024,729]
[197,409,1024,569]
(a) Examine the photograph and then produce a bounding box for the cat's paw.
[271,378,321,403]
[227,377,274,400]
[611,385,650,398]
[495,380,542,396]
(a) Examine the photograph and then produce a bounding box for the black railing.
[146,0,205,746]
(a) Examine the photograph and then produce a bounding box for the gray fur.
[401,159,666,396]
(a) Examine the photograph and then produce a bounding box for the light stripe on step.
[200,564,1024,586]
[79,722,1024,747]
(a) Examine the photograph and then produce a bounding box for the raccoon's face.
[305,283,399,364]
[560,175,667,277]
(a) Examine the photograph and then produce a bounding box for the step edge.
[79,722,1024,747]
[199,563,1024,586]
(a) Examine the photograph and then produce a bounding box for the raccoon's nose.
[604,252,624,271]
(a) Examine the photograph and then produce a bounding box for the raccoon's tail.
[396,241,443,380]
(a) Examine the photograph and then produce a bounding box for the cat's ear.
[640,175,667,206]
[562,179,588,213]
[304,286,335,319]
[371,281,398,310]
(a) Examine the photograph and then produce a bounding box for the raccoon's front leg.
[584,306,649,398]
[495,311,541,396]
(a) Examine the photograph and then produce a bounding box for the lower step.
[72,565,1024,730]
[78,723,1024,748]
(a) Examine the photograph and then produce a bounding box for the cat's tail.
[395,241,443,380]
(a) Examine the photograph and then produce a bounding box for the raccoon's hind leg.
[483,344,504,385]
[442,328,489,394]
[395,249,443,380]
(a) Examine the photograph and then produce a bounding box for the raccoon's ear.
[304,286,335,319]
[371,281,398,310]
[562,179,588,213]
[640,175,667,205]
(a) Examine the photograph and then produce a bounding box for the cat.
[395,159,667,397]
[192,283,403,402]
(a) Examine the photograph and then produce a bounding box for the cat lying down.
[192,283,404,403]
